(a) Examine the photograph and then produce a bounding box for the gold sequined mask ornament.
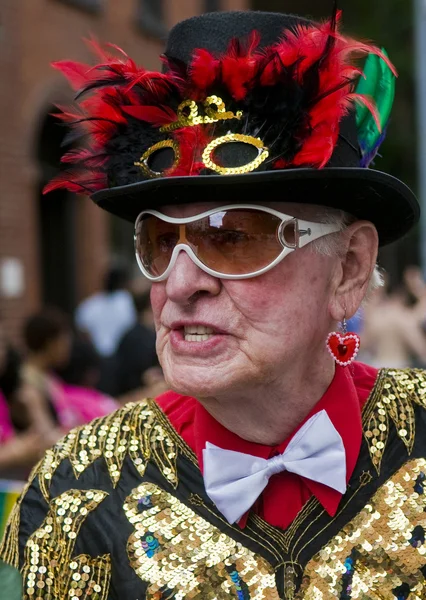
[133,96,270,178]
[43,11,395,194]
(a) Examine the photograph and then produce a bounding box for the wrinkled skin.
[150,201,378,444]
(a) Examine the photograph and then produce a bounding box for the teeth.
[183,325,216,342]
[184,334,214,342]
[184,325,214,335]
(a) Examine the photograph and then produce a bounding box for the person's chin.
[168,379,224,399]
[163,361,233,399]
[159,335,242,395]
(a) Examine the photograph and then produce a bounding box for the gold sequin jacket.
[2,368,426,599]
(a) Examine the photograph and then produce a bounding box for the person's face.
[47,332,72,369]
[150,202,338,398]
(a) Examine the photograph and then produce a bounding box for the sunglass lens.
[135,215,179,277]
[186,209,283,275]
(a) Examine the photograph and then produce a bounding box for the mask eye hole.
[202,134,269,175]
[213,142,259,168]
[135,140,180,179]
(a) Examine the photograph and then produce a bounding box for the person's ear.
[329,221,379,321]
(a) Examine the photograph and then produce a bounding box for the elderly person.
[1,9,424,600]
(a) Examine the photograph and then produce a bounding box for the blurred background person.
[55,333,118,418]
[57,332,104,389]
[403,265,426,328]
[75,264,138,394]
[403,265,426,304]
[75,265,137,359]
[0,307,118,478]
[360,277,426,369]
[21,307,73,434]
[0,317,23,437]
[113,288,160,399]
[21,307,117,435]
[0,316,51,476]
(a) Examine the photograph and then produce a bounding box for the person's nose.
[165,249,221,304]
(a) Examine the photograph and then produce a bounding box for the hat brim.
[91,167,420,246]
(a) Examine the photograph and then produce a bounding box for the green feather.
[356,49,396,153]
[356,52,380,129]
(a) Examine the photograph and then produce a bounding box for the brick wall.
[0,0,250,345]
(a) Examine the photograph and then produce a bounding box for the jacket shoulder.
[36,398,185,501]
[377,367,426,406]
[363,367,426,474]
[0,398,187,573]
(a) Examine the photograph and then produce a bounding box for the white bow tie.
[202,410,347,524]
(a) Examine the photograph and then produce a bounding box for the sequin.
[134,139,181,179]
[159,96,243,133]
[34,401,182,500]
[298,458,426,598]
[124,482,280,598]
[202,133,269,175]
[21,490,111,599]
[363,369,426,473]
[4,368,426,599]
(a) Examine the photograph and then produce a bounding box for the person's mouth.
[183,325,215,342]
[167,321,227,350]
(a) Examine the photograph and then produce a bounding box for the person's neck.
[25,354,50,374]
[198,356,336,446]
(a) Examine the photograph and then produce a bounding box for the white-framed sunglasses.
[134,204,341,281]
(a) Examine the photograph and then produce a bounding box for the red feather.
[349,93,381,131]
[221,31,262,101]
[265,11,395,168]
[190,49,220,92]
[85,37,138,71]
[123,71,174,96]
[51,61,92,91]
[53,105,85,123]
[45,11,398,195]
[292,123,338,168]
[259,53,285,87]
[43,171,106,195]
[273,157,288,169]
[121,105,177,126]
[169,126,211,177]
[61,148,108,169]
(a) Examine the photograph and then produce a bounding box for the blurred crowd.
[0,266,165,479]
[353,266,426,369]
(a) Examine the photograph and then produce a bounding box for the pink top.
[50,378,118,430]
[0,390,14,443]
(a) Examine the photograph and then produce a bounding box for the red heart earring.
[326,316,360,367]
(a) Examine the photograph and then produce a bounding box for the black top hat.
[45,9,419,246]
